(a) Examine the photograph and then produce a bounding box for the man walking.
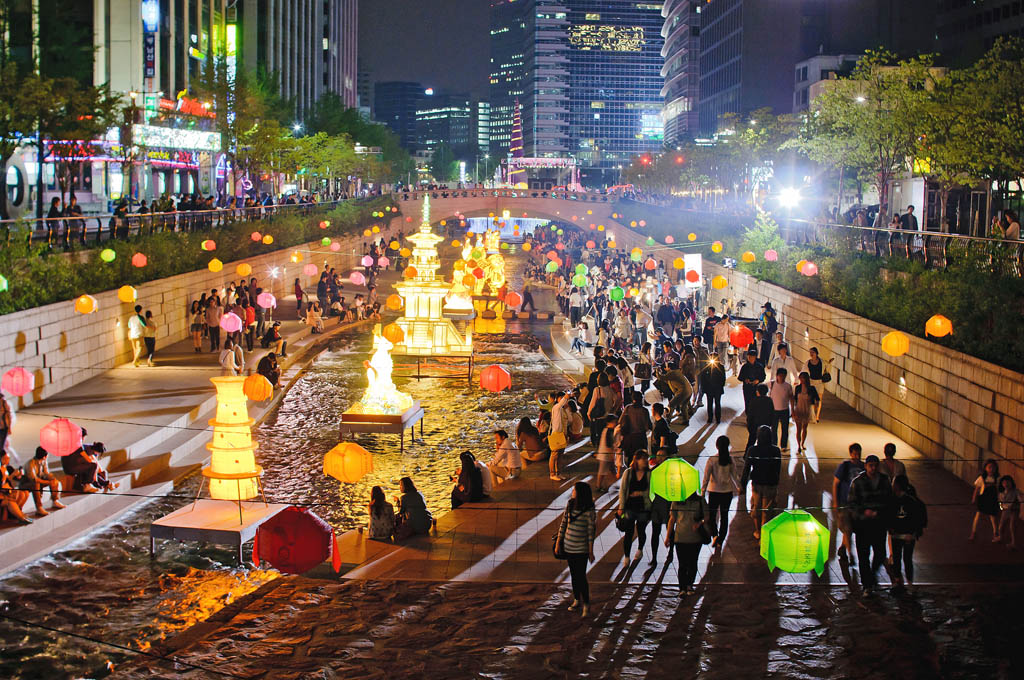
[832,443,866,564]
[127,305,147,367]
[769,368,795,450]
[849,454,893,595]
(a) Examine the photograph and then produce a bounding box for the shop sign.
[132,124,221,152]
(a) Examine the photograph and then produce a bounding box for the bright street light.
[293,123,302,132]
[778,186,802,209]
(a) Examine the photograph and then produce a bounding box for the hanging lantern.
[400,247,411,257]
[711,241,723,253]
[452,240,461,248]
[330,242,341,252]
[630,249,642,262]
[522,242,532,251]
[324,442,374,484]
[881,330,910,357]
[479,365,512,393]
[350,271,366,286]
[466,259,478,269]
[760,509,830,576]
[628,287,640,298]
[290,251,304,263]
[201,239,216,251]
[500,242,510,249]
[1,367,35,397]
[685,269,700,283]
[665,235,674,244]
[385,294,403,310]
[471,248,485,261]
[688,232,697,241]
[372,226,380,233]
[555,242,565,251]
[572,273,588,287]
[609,286,625,301]
[764,249,778,261]
[319,220,328,229]
[251,231,262,242]
[117,285,137,303]
[74,294,97,314]
[711,275,728,289]
[99,248,116,263]
[404,266,418,278]
[546,250,558,261]
[586,209,593,215]
[389,240,399,250]
[505,291,522,308]
[382,323,405,344]
[649,458,700,502]
[557,228,564,235]
[545,261,558,273]
[644,258,657,271]
[236,263,253,277]
[730,325,754,348]
[742,251,756,263]
[925,314,953,338]
[262,234,274,245]
[379,256,391,268]
[589,223,596,230]
[463,273,478,287]
[575,263,587,275]
[243,374,274,402]
[801,261,818,276]
[131,252,148,268]
[303,263,318,276]
[796,259,807,273]
[208,258,223,272]
[585,240,596,249]
[39,418,83,457]
[646,237,656,246]
[220,312,243,333]
[672,257,685,270]
[321,237,331,246]
[454,260,466,271]
[440,220,447,226]
[630,221,637,227]
[363,229,372,237]
[254,506,339,574]
[256,292,277,309]
[608,240,617,248]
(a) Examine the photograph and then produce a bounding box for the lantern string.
[0,611,251,679]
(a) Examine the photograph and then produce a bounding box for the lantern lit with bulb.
[39,418,83,457]
[480,365,512,392]
[881,331,910,357]
[1,367,35,397]
[712,275,728,289]
[243,374,274,401]
[760,509,830,576]
[203,377,262,502]
[323,442,374,484]
[131,253,148,267]
[74,294,97,314]
[649,458,700,502]
[925,314,953,337]
[236,263,252,277]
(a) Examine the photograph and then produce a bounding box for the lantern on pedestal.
[881,331,910,357]
[649,458,700,502]
[2,367,35,397]
[40,418,83,457]
[254,506,340,574]
[243,374,273,401]
[480,365,512,392]
[759,509,830,576]
[203,377,263,505]
[925,314,953,338]
[730,325,754,348]
[323,442,374,484]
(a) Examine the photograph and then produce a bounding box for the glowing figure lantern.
[2,367,35,397]
[131,253,148,267]
[74,294,97,314]
[40,418,83,457]
[243,374,274,401]
[649,458,700,502]
[256,292,277,309]
[254,506,340,574]
[760,509,830,576]
[480,365,512,392]
[345,328,414,415]
[220,312,243,333]
[881,331,910,357]
[203,377,262,501]
[925,314,953,338]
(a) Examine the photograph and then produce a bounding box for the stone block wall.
[706,262,1024,488]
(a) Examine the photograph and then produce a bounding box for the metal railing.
[398,190,614,202]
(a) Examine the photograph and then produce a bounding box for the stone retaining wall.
[706,262,1024,487]
[1,217,402,409]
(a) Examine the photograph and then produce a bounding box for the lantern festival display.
[236,263,253,277]
[254,506,341,574]
[479,365,512,393]
[925,314,953,338]
[74,294,98,314]
[303,263,318,277]
[382,322,405,344]
[881,331,910,357]
[800,261,818,277]
[742,251,756,263]
[208,258,223,273]
[764,249,778,262]
[39,418,83,457]
[2,367,35,397]
[759,509,830,576]
[243,374,274,402]
[673,257,685,270]
[263,234,274,245]
[203,376,263,502]
[323,442,374,484]
[649,458,700,502]
[344,327,414,415]
[711,275,728,290]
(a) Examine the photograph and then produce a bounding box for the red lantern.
[39,418,83,457]
[644,257,657,270]
[555,243,565,250]
[473,267,484,279]
[586,240,596,248]
[319,220,328,229]
[547,250,558,260]
[131,252,148,267]
[730,325,754,348]
[505,291,523,308]
[254,506,340,574]
[480,365,512,392]
[243,374,274,402]
[1,367,35,397]
[685,270,700,283]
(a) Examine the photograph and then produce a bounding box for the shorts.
[810,378,825,396]
[752,484,778,503]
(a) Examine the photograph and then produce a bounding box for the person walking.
[747,425,782,538]
[555,481,596,617]
[594,415,618,494]
[548,393,570,482]
[849,454,893,595]
[205,297,223,352]
[997,476,1020,549]
[738,350,766,415]
[702,435,739,550]
[618,452,653,564]
[664,487,710,595]
[804,347,826,422]
[142,310,157,366]
[969,459,1001,542]
[189,300,204,352]
[701,354,727,424]
[832,443,866,563]
[792,371,819,452]
[888,474,927,588]
[713,313,731,371]
[618,390,651,469]
[127,305,146,367]
[769,368,795,450]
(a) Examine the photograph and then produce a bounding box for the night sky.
[359,0,490,99]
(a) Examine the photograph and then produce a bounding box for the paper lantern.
[389,241,400,250]
[607,240,617,248]
[630,247,642,260]
[801,261,818,276]
[130,252,147,268]
[291,251,304,263]
[321,237,331,246]
[117,285,137,303]
[742,251,756,263]
[522,242,532,251]
[471,248,484,261]
[665,235,674,244]
[712,275,728,290]
[688,232,697,241]
[644,258,657,271]
[630,221,637,227]
[925,314,953,338]
[575,263,587,275]
[404,266,418,278]
[572,273,588,287]
[372,225,380,233]
[555,243,564,251]
[324,442,374,484]
[303,263,318,276]
[319,220,328,229]
[379,256,391,268]
[646,237,656,246]
[796,259,807,273]
[764,249,778,261]
[220,312,243,333]
[557,229,564,235]
[243,374,273,402]
[609,286,625,301]
[385,294,403,310]
[1,367,34,397]
[760,509,830,576]
[363,229,372,237]
[452,240,461,248]
[673,257,685,270]
[649,458,700,502]
[598,225,605,231]
[201,239,216,251]
[463,273,477,287]
[330,242,341,252]
[546,250,558,261]
[263,234,274,245]
[205,377,260,500]
[74,294,97,314]
[454,260,466,271]
[586,240,596,249]
[39,418,83,457]
[505,291,522,308]
[405,217,412,222]
[251,231,262,242]
[100,248,116,262]
[440,220,447,226]
[350,271,366,286]
[881,330,910,357]
[480,365,512,393]
[711,241,723,253]
[254,506,339,574]
[236,263,253,277]
[472,267,484,279]
[684,270,699,283]
[257,292,277,309]
[587,209,593,215]
[466,259,478,269]
[208,258,223,272]
[628,287,640,298]
[382,323,405,344]
[501,242,510,249]
[545,261,559,273]
[730,324,754,348]
[400,247,411,257]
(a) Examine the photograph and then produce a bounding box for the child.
[998,475,1020,549]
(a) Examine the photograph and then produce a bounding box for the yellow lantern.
[925,314,953,338]
[363,229,372,237]
[711,240,723,253]
[372,225,380,233]
[598,225,605,231]
[452,240,461,248]
[608,240,617,248]
[522,242,532,251]
[453,260,465,271]
[796,259,807,273]
[630,220,637,227]
[389,241,400,250]
[382,322,405,344]
[290,251,303,263]
[243,373,274,401]
[400,247,411,257]
[262,234,274,245]
[672,257,685,270]
[236,263,253,277]
[688,232,697,241]
[208,258,224,272]
[742,251,756,263]
[204,377,261,500]
[440,220,447,226]
[117,285,137,303]
[881,331,910,357]
[711,275,728,289]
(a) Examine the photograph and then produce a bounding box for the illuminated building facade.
[416,94,473,152]
[660,0,700,145]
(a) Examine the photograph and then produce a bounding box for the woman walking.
[664,488,710,595]
[618,451,652,564]
[804,347,826,422]
[555,481,596,616]
[143,310,157,366]
[205,297,223,352]
[997,476,1020,549]
[594,415,619,493]
[649,448,673,564]
[969,459,1000,542]
[702,435,739,550]
[190,300,204,352]
[792,371,820,452]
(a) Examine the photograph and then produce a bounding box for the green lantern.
[649,458,700,502]
[321,237,331,246]
[545,260,559,273]
[572,273,587,287]
[100,248,116,263]
[630,250,642,262]
[500,242,509,249]
[550,224,557,231]
[557,228,564,235]
[471,248,484,260]
[760,509,830,576]
[609,286,625,301]
[575,263,587,275]
[646,237,656,246]
[0,273,7,292]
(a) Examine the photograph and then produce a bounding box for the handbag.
[615,513,631,532]
[552,531,567,559]
[821,371,832,384]
[695,497,715,545]
[634,362,652,381]
[548,430,567,451]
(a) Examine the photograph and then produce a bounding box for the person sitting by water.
[260,321,287,357]
[367,485,395,540]
[488,429,522,482]
[25,447,64,516]
[304,302,325,333]
[1,451,32,524]
[395,477,432,540]
[257,352,281,388]
[516,417,548,462]
[451,451,485,509]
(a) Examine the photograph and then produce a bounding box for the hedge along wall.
[705,261,1024,488]
[0,215,405,410]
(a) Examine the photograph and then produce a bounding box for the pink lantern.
[303,263,318,276]
[665,235,675,244]
[40,418,83,457]
[764,249,779,262]
[1,367,35,397]
[219,312,243,333]
[329,242,341,252]
[378,256,390,268]
[801,261,818,276]
[256,292,277,309]
[349,271,366,286]
[361,255,374,267]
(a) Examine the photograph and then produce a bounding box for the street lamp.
[293,123,302,133]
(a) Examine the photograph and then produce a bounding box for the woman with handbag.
[805,347,828,422]
[702,435,740,550]
[618,452,653,563]
[664,491,711,595]
[555,482,597,616]
[587,373,611,446]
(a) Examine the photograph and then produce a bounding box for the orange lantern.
[201,239,216,251]
[454,260,466,271]
[208,258,223,272]
[117,285,137,303]
[522,242,532,251]
[463,273,477,287]
[505,291,523,308]
[323,442,374,483]
[291,251,304,263]
[382,323,405,344]
[712,275,728,289]
[243,374,274,401]
[742,251,756,263]
[479,365,512,392]
[236,263,253,277]
[385,294,403,310]
[389,241,400,250]
[672,257,685,270]
[881,331,910,357]
[74,294,97,314]
[400,247,411,257]
[608,240,617,248]
[925,314,953,338]
[686,269,700,283]
[644,258,657,270]
[363,229,372,237]
[251,231,262,241]
[404,266,418,278]
[796,259,807,273]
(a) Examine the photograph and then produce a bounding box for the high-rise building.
[489,0,530,157]
[936,1,1024,65]
[660,0,700,145]
[357,67,373,113]
[476,101,492,153]
[416,94,473,152]
[375,82,425,150]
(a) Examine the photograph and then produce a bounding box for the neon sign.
[568,25,645,52]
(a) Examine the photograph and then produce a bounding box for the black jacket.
[746,395,774,428]
[747,443,781,486]
[889,490,927,537]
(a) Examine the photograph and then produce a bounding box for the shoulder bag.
[695,496,715,545]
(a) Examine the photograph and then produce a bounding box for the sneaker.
[52,501,66,509]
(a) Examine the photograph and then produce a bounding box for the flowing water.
[0,328,570,680]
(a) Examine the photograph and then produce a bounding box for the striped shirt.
[558,505,596,554]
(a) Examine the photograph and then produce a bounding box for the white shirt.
[127,314,146,339]
[550,400,568,434]
[569,291,581,307]
[476,459,493,495]
[492,438,522,469]
[219,348,240,375]
[703,458,738,494]
[769,380,794,411]
[770,355,799,385]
